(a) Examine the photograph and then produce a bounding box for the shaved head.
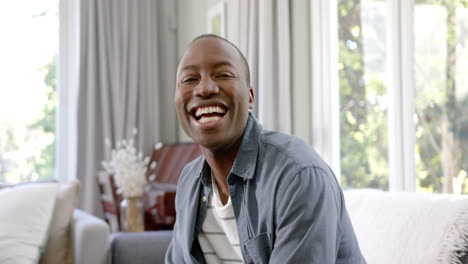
[186,34,251,87]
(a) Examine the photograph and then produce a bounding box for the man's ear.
[249,88,255,110]
[248,88,254,109]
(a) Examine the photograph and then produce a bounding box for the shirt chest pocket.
[243,232,272,264]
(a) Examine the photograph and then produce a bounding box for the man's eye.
[181,77,197,84]
[216,73,233,78]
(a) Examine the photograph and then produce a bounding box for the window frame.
[387,0,416,191]
[57,0,80,182]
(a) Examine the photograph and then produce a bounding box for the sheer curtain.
[309,0,340,177]
[231,0,292,134]
[73,0,161,216]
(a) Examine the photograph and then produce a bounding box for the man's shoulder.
[258,130,329,171]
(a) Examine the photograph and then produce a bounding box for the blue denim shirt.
[166,114,366,263]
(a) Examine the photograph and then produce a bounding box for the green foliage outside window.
[0,55,56,183]
[338,0,468,194]
[29,56,57,180]
[338,0,389,190]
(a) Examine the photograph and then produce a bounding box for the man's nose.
[194,77,219,97]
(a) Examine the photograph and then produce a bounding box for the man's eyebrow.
[213,61,234,68]
[180,65,199,72]
[179,61,234,73]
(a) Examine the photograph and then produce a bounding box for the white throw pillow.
[0,182,59,264]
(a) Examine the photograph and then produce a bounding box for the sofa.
[0,180,110,264]
[109,189,468,264]
[72,209,110,264]
[110,231,172,264]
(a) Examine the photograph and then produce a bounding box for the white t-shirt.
[198,177,244,263]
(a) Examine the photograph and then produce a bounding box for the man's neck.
[201,138,242,205]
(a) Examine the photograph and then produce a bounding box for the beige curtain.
[76,0,161,216]
[232,0,292,134]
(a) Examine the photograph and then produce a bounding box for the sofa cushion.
[344,189,468,264]
[39,180,80,264]
[0,182,59,264]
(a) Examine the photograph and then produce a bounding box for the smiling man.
[165,34,366,264]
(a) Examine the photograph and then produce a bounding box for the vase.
[120,196,144,232]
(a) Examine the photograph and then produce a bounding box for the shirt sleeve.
[164,239,176,263]
[270,166,363,264]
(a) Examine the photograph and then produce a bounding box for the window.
[0,1,59,183]
[337,0,468,194]
[414,1,468,194]
[338,0,389,190]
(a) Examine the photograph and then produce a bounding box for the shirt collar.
[230,113,261,180]
[198,161,212,187]
[195,113,262,184]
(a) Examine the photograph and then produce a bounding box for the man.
[166,34,366,263]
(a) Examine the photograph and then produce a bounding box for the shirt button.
[202,196,207,202]
[243,178,248,182]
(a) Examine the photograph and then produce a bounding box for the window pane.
[0,1,58,183]
[414,1,468,194]
[338,0,389,189]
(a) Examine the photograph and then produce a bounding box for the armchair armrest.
[144,183,177,230]
[72,209,110,264]
[110,231,173,264]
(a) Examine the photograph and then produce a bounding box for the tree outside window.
[0,2,58,183]
[338,0,468,194]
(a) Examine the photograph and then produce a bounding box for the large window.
[0,1,59,183]
[337,0,468,194]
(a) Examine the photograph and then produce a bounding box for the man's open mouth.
[191,105,227,124]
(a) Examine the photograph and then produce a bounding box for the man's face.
[175,37,254,151]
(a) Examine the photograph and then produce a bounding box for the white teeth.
[199,116,221,123]
[195,106,226,117]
